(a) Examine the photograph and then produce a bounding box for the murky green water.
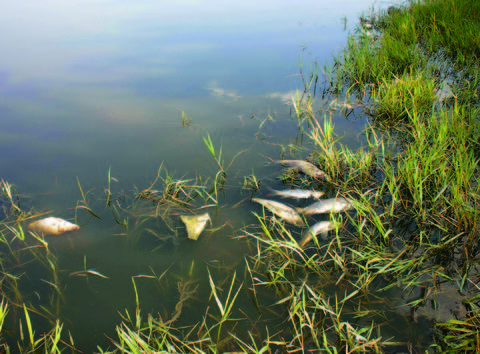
[0,0,389,351]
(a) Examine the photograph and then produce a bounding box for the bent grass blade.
[207,269,243,344]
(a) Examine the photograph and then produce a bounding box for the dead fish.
[180,212,211,240]
[331,101,362,110]
[298,221,335,248]
[297,198,354,215]
[273,160,327,180]
[266,186,324,199]
[28,217,80,236]
[252,198,304,227]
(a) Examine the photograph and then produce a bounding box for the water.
[0,0,379,351]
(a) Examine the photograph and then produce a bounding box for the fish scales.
[298,221,335,248]
[297,198,354,215]
[28,217,80,236]
[252,198,305,227]
[267,187,324,199]
[273,160,327,179]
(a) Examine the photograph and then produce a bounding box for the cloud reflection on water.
[0,0,371,90]
[0,0,374,192]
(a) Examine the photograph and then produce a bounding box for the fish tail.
[264,185,279,197]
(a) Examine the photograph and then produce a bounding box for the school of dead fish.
[26,160,352,246]
[253,159,355,248]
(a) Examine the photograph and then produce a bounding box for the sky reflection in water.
[1,0,370,93]
[0,0,377,350]
[0,0,374,194]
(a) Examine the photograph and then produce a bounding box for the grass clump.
[379,0,480,67]
[318,0,480,350]
[333,0,480,95]
[372,72,436,120]
[332,20,426,91]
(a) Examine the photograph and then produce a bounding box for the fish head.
[314,170,328,179]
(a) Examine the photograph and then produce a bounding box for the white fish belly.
[28,217,80,236]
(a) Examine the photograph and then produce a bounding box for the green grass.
[372,71,436,121]
[379,0,480,68]
[319,0,480,350]
[180,109,192,127]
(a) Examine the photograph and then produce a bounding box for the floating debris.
[28,217,80,236]
[273,160,327,180]
[180,212,211,240]
[298,221,335,248]
[252,198,304,227]
[267,186,324,199]
[330,100,364,111]
[297,198,354,215]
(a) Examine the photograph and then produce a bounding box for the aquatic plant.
[180,109,192,127]
[242,170,261,193]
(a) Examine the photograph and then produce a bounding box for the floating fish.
[266,186,324,199]
[331,101,363,111]
[273,160,327,180]
[298,221,335,248]
[180,212,211,240]
[28,217,80,236]
[252,198,304,227]
[297,198,354,216]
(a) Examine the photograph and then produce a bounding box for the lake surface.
[0,0,379,350]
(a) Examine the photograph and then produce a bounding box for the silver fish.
[180,212,211,240]
[297,198,354,215]
[28,217,80,236]
[298,221,335,248]
[267,187,324,199]
[273,160,327,180]
[252,198,305,227]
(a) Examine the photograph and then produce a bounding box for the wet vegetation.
[1,0,479,352]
